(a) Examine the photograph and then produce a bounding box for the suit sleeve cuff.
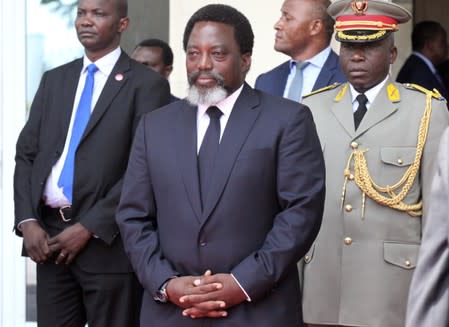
[231,273,251,302]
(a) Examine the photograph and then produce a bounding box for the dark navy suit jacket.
[397,53,448,99]
[116,83,325,326]
[254,50,346,97]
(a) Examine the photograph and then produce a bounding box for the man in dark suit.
[13,0,170,326]
[397,20,448,99]
[116,4,325,326]
[132,38,180,103]
[255,0,345,101]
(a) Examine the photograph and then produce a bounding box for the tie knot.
[87,63,98,74]
[356,93,368,105]
[206,106,223,120]
[296,61,309,70]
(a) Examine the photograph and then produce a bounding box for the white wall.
[0,1,28,326]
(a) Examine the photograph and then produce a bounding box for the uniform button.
[350,142,359,149]
[344,237,352,245]
[405,260,411,267]
[397,158,403,165]
[304,255,310,261]
[200,241,207,247]
[349,174,355,180]
[345,204,353,212]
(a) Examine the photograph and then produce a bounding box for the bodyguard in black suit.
[255,0,345,100]
[13,0,170,326]
[116,4,325,327]
[397,21,448,99]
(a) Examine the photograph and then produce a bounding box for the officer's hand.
[21,220,52,264]
[48,223,92,265]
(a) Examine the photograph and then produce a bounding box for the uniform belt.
[41,205,73,222]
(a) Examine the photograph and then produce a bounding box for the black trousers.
[36,207,142,327]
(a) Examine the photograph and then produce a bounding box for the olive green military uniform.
[300,79,449,326]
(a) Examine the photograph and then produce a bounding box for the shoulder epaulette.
[302,82,341,99]
[402,83,446,101]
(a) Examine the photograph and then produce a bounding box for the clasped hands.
[166,270,247,319]
[21,221,92,265]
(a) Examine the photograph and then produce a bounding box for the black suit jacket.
[397,53,448,99]
[14,50,170,273]
[254,50,346,97]
[116,83,326,326]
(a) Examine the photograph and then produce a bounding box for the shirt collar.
[289,46,332,71]
[197,84,244,118]
[82,47,121,75]
[349,75,389,105]
[412,51,437,74]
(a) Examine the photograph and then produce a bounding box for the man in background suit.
[397,21,448,99]
[301,0,449,326]
[255,0,345,101]
[132,38,180,103]
[13,0,170,326]
[405,126,449,327]
[116,4,325,326]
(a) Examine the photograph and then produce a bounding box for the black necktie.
[198,106,222,207]
[354,93,368,130]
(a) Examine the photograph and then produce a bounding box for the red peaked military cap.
[328,0,411,43]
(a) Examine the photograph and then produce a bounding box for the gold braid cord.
[342,87,434,217]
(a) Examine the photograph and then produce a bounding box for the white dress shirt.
[283,46,332,100]
[349,75,389,113]
[43,47,122,208]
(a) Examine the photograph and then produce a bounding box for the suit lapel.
[60,59,83,142]
[82,51,131,141]
[313,51,337,90]
[355,80,399,137]
[201,83,261,223]
[273,61,290,96]
[176,101,203,223]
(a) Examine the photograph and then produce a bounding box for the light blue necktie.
[58,63,98,203]
[287,61,309,102]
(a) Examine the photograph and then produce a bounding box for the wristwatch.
[154,279,170,303]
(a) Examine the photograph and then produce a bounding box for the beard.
[186,71,228,106]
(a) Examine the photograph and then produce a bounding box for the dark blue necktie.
[198,106,222,208]
[58,63,98,202]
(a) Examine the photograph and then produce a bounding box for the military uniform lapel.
[355,81,400,136]
[176,101,203,223]
[200,84,261,223]
[331,84,356,137]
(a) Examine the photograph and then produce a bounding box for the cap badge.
[351,1,368,15]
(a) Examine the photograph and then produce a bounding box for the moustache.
[188,71,225,86]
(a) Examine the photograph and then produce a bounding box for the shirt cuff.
[17,218,38,231]
[231,273,251,302]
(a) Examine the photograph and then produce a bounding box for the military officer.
[300,1,449,326]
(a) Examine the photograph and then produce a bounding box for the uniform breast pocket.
[380,147,416,168]
[383,241,419,270]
